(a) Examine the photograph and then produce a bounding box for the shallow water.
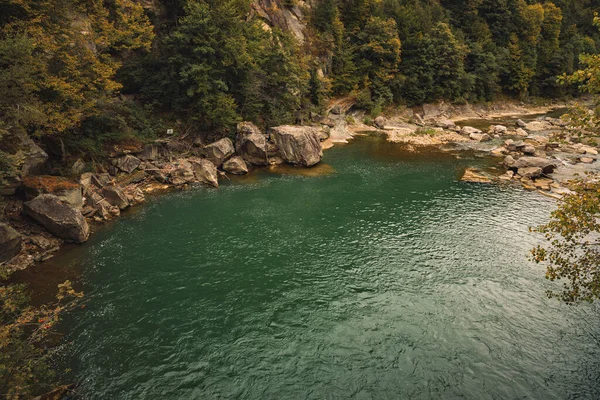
[49,136,599,399]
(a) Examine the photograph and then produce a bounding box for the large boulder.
[189,158,219,187]
[111,155,141,174]
[524,121,553,132]
[509,156,557,174]
[518,167,543,179]
[23,194,90,243]
[489,125,508,135]
[374,116,387,129]
[236,122,269,166]
[222,156,248,175]
[0,223,22,263]
[102,185,130,210]
[199,138,235,167]
[22,176,83,208]
[462,126,482,135]
[269,125,323,167]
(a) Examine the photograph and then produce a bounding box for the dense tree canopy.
[1,0,600,151]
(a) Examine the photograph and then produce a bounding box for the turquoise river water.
[36,136,600,399]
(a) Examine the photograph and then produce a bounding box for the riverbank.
[1,99,598,275]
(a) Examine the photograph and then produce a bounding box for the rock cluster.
[1,121,326,271]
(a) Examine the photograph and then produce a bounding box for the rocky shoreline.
[1,100,598,274]
[0,121,325,273]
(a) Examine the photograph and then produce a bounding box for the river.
[33,135,600,398]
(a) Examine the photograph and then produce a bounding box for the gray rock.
[436,119,457,130]
[102,185,130,210]
[518,167,543,178]
[489,125,508,135]
[200,138,235,167]
[236,122,269,166]
[23,194,89,243]
[510,156,557,173]
[462,126,482,135]
[504,155,516,168]
[0,223,22,263]
[269,125,323,167]
[222,156,248,175]
[91,173,112,188]
[71,158,86,175]
[522,145,536,155]
[524,121,552,132]
[515,128,528,137]
[111,155,141,174]
[374,116,387,129]
[469,132,491,142]
[516,119,527,128]
[189,158,219,187]
[138,143,168,161]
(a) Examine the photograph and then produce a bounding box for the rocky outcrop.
[269,125,323,167]
[22,176,83,208]
[223,156,249,175]
[23,194,90,243]
[0,223,22,263]
[0,130,48,195]
[199,138,235,167]
[189,158,219,187]
[251,0,307,43]
[236,122,269,165]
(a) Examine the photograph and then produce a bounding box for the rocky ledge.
[0,122,327,273]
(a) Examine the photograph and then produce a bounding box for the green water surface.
[55,136,599,399]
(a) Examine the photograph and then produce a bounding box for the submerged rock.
[0,223,22,263]
[461,168,492,183]
[236,122,269,165]
[222,156,248,175]
[269,125,323,167]
[23,194,89,243]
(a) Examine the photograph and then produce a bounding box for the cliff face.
[250,0,310,43]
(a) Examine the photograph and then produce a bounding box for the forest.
[1,0,599,160]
